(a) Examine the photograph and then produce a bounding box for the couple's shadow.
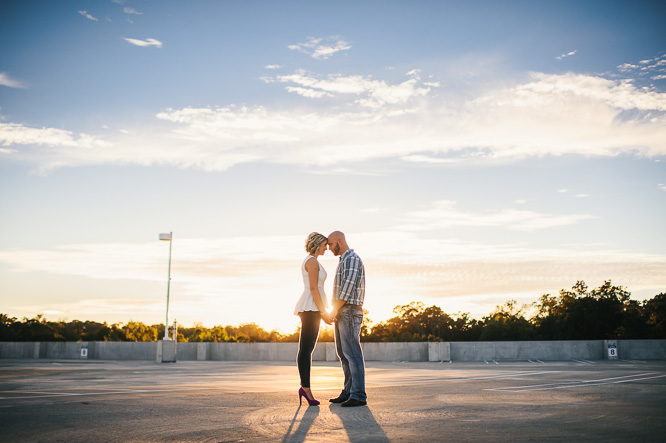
[282,404,319,443]
[282,403,388,443]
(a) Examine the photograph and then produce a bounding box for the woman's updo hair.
[305,232,328,255]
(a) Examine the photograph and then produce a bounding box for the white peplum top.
[293,255,328,315]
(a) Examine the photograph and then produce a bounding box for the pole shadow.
[282,405,320,443]
[329,404,389,442]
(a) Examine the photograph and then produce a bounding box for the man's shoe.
[341,398,367,407]
[329,395,349,403]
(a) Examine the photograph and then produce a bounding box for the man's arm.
[331,254,361,318]
[337,254,361,301]
[330,297,347,319]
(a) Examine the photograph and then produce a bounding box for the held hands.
[321,312,336,325]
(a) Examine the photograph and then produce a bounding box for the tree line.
[1,281,664,343]
[365,280,665,341]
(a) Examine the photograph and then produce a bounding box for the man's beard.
[333,244,341,256]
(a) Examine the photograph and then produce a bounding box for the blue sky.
[1,0,665,333]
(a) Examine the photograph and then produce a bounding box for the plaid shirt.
[333,249,365,305]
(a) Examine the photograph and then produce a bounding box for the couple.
[294,231,367,407]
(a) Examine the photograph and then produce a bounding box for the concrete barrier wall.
[1,340,665,362]
[617,339,666,360]
[449,340,604,362]
[208,342,300,361]
[362,342,428,361]
[0,342,40,359]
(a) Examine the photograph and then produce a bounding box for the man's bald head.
[328,231,345,242]
[327,231,349,256]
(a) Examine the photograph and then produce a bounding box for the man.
[327,231,367,407]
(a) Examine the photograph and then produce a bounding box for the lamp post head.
[159,233,172,241]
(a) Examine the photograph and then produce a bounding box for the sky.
[1,0,665,334]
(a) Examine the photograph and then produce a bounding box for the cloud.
[488,72,666,111]
[659,183,666,191]
[267,69,436,108]
[401,154,459,164]
[285,86,332,98]
[78,10,98,21]
[4,66,666,172]
[617,54,666,81]
[556,50,577,60]
[123,7,143,15]
[123,37,163,48]
[396,200,595,232]
[265,64,282,70]
[0,72,25,88]
[0,123,111,149]
[288,36,351,60]
[1,233,665,327]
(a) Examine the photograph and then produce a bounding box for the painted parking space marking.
[367,370,559,386]
[484,372,666,392]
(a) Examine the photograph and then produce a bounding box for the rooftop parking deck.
[1,359,665,442]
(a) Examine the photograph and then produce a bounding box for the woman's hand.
[321,312,335,325]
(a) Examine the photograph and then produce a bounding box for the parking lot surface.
[1,359,665,442]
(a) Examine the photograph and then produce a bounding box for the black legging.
[297,311,321,388]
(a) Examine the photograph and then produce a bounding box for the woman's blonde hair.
[305,232,328,254]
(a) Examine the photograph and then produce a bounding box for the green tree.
[123,321,158,342]
[533,280,639,339]
[480,300,535,341]
[644,292,666,338]
[0,314,19,341]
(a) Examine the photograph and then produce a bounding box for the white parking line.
[367,370,558,386]
[484,372,666,392]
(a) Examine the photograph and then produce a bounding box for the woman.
[294,232,334,406]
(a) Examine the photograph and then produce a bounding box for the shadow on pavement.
[282,405,320,443]
[330,403,389,442]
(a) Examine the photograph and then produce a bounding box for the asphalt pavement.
[1,359,665,442]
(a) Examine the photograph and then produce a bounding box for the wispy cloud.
[0,72,26,88]
[288,36,351,60]
[265,64,282,70]
[123,7,143,15]
[659,183,666,192]
[123,37,163,48]
[3,62,666,172]
[0,123,111,149]
[78,10,98,22]
[397,200,595,232]
[401,154,459,164]
[556,50,577,60]
[1,233,664,327]
[617,54,666,81]
[266,69,436,108]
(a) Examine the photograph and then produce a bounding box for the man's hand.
[322,312,335,324]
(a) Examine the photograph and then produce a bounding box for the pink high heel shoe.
[298,387,320,406]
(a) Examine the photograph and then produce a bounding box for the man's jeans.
[334,304,366,401]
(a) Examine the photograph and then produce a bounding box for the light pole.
[159,232,173,340]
